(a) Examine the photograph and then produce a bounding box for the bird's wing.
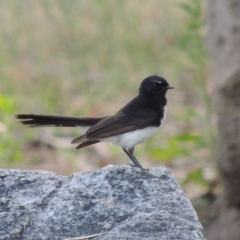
[72,109,157,144]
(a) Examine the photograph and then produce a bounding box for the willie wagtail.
[16,75,174,168]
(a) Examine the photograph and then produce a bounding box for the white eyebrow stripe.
[152,79,162,84]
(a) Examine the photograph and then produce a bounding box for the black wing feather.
[86,109,157,139]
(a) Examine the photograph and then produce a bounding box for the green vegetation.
[0,94,23,163]
[0,0,213,189]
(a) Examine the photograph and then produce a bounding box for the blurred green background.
[0,0,214,198]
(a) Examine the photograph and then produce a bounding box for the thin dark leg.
[129,147,134,155]
[123,148,143,169]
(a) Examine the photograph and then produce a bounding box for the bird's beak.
[159,85,174,94]
[165,85,174,90]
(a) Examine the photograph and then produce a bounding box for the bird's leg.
[128,147,134,155]
[123,148,143,169]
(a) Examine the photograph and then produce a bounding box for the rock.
[0,166,206,240]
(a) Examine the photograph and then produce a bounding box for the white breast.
[77,126,158,148]
[120,127,158,149]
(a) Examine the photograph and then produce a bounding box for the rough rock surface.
[0,165,205,240]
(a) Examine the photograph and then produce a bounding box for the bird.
[16,75,174,168]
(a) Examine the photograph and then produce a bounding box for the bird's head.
[139,75,174,98]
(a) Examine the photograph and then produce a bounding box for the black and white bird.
[16,75,174,168]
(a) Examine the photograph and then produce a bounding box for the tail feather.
[16,114,104,127]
